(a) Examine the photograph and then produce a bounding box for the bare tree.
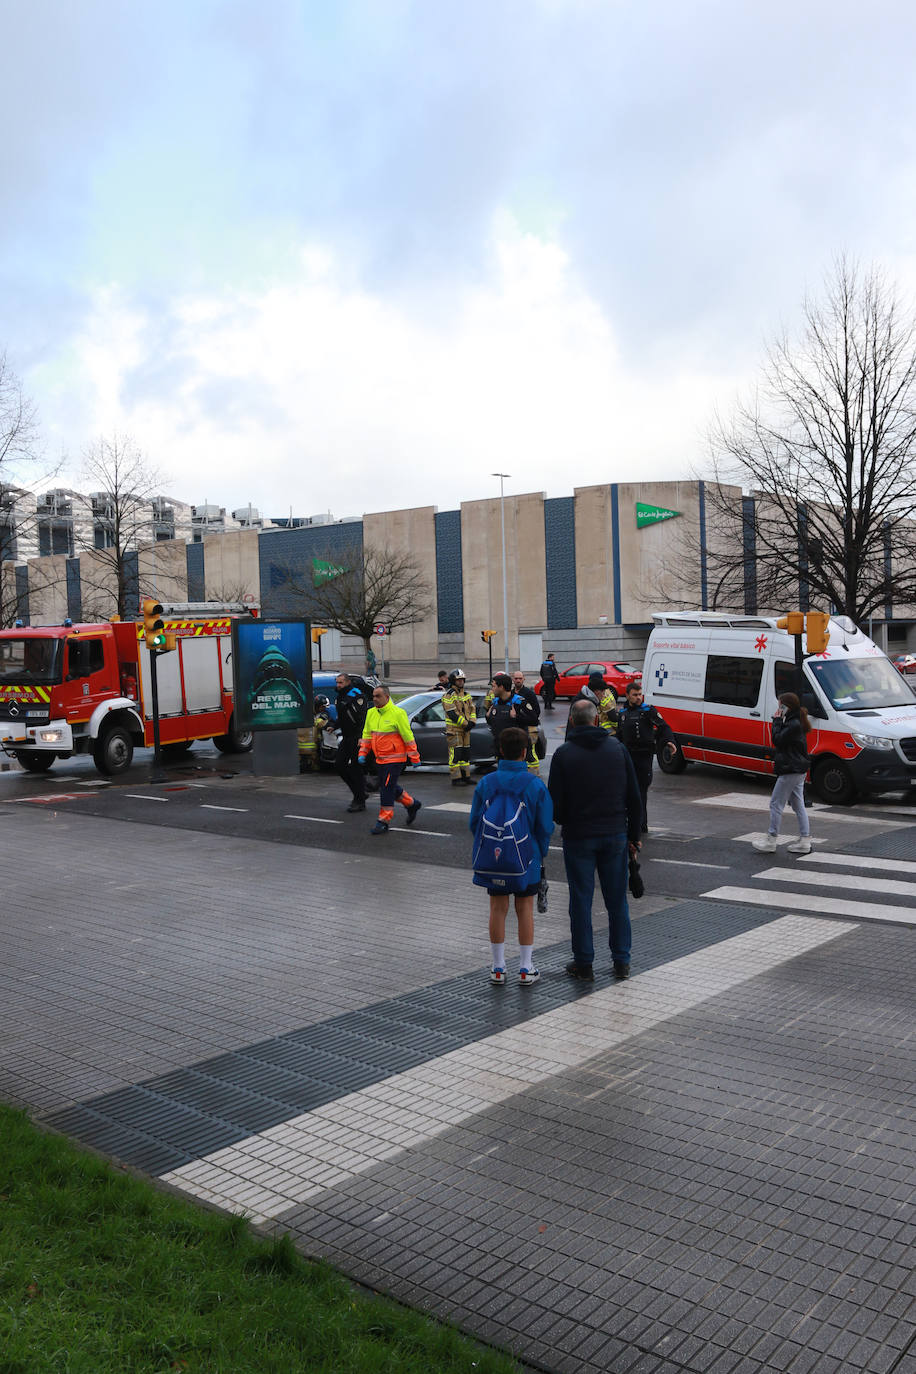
[0,352,61,626]
[272,543,433,671]
[76,433,166,620]
[703,258,916,624]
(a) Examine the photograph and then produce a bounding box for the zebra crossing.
[701,849,916,928]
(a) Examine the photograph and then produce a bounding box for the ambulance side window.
[774,662,797,699]
[704,655,763,708]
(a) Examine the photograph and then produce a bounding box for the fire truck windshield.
[0,638,62,684]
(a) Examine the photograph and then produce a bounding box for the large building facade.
[3,480,915,669]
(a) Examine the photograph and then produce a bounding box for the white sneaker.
[752,835,778,853]
[519,967,540,985]
[787,838,812,854]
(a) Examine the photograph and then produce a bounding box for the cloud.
[48,219,740,516]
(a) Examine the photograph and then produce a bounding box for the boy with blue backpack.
[469,727,554,985]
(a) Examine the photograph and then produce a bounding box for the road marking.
[429,802,473,813]
[852,803,916,818]
[650,858,730,870]
[12,792,86,804]
[700,885,916,926]
[160,915,854,1223]
[800,851,916,875]
[757,866,916,900]
[696,793,908,826]
[125,794,168,802]
[284,815,343,825]
[201,804,249,812]
[388,827,449,838]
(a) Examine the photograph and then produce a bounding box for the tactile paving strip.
[846,824,916,860]
[43,901,781,1175]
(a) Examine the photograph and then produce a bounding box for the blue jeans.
[562,832,631,967]
[768,772,809,838]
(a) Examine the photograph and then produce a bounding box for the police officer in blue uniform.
[335,672,372,812]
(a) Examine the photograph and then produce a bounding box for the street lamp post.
[492,472,511,673]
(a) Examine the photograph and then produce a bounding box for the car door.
[558,663,589,696]
[409,699,448,763]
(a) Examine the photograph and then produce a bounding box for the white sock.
[490,942,505,970]
[519,944,534,971]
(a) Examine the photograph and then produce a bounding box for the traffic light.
[481,630,496,643]
[776,612,804,636]
[311,627,328,643]
[805,611,831,654]
[141,598,175,653]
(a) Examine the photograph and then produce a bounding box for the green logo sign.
[312,557,348,587]
[636,502,681,529]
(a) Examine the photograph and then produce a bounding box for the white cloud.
[47,219,741,516]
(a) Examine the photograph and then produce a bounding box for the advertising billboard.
[231,618,313,731]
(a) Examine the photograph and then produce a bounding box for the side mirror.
[801,691,827,720]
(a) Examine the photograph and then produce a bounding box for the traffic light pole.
[148,649,166,783]
[795,634,805,699]
[488,636,493,682]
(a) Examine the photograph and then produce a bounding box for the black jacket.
[487,692,538,740]
[771,712,811,775]
[547,726,642,844]
[617,702,673,755]
[336,679,370,737]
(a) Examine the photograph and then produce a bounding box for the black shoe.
[370,820,389,835]
[462,775,476,786]
[565,961,594,982]
[405,799,421,826]
[346,800,366,812]
[451,778,463,787]
[613,961,630,980]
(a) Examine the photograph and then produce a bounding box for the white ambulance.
[643,611,916,804]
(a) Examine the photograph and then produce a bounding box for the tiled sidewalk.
[2,806,915,1374]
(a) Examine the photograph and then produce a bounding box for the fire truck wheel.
[213,716,254,754]
[93,724,135,776]
[14,751,56,773]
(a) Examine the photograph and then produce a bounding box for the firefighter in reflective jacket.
[442,669,476,786]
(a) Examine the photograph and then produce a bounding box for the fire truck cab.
[0,609,253,776]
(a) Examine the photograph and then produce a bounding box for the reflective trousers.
[446,726,471,779]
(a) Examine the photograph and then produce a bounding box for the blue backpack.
[472,787,534,891]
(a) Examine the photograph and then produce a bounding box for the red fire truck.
[0,604,255,776]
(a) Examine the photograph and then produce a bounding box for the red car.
[534,660,642,700]
[892,653,916,676]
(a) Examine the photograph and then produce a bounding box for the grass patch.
[0,1103,520,1373]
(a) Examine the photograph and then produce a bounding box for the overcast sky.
[3,0,916,520]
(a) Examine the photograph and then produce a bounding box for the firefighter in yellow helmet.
[442,669,477,786]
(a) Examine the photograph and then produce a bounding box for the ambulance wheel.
[657,742,687,775]
[812,757,857,806]
[93,725,134,776]
[213,717,253,754]
[14,751,56,773]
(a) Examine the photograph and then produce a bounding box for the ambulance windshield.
[0,638,62,685]
[808,657,915,711]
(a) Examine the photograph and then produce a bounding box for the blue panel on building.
[186,543,205,602]
[742,496,757,615]
[258,523,364,618]
[66,559,82,623]
[123,552,140,619]
[15,565,29,624]
[544,497,577,629]
[434,511,463,634]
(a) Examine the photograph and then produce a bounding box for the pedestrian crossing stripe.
[700,885,916,927]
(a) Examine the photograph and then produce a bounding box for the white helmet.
[449,668,466,683]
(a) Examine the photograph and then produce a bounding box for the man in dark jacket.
[335,672,371,811]
[548,698,642,981]
[616,681,675,833]
[486,673,539,753]
[539,653,559,710]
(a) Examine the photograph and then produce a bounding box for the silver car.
[320,690,546,768]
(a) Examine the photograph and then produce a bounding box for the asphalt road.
[4,729,915,905]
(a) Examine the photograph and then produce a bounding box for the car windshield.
[397,692,435,715]
[808,657,915,711]
[0,637,62,684]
